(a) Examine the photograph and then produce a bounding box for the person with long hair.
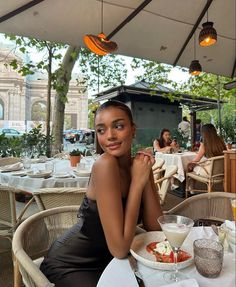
[188,123,226,176]
[40,100,162,287]
[153,128,179,153]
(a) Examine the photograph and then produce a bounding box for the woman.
[153,128,179,153]
[40,101,162,287]
[188,124,226,177]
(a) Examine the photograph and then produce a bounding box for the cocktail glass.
[158,215,194,283]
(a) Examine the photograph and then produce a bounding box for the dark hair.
[183,116,188,121]
[95,100,134,124]
[201,124,226,157]
[94,100,134,154]
[158,128,171,148]
[196,119,202,124]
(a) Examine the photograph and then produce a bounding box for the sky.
[0,33,190,95]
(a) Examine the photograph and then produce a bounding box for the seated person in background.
[188,124,226,177]
[153,128,179,153]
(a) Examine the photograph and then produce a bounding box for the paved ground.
[0,192,183,287]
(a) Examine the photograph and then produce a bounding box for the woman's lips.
[106,142,121,150]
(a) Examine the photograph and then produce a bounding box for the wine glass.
[158,215,194,283]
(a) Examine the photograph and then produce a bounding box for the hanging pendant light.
[199,11,217,47]
[84,0,118,55]
[189,33,202,76]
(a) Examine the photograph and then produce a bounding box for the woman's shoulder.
[93,153,119,171]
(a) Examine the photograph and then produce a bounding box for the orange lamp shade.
[199,22,217,47]
[189,60,202,76]
[83,33,118,56]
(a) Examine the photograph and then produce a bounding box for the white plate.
[11,170,28,176]
[0,163,23,172]
[130,231,193,270]
[27,171,52,178]
[53,172,71,178]
[73,169,91,177]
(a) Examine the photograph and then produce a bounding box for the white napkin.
[0,162,22,171]
[225,220,236,231]
[163,278,199,287]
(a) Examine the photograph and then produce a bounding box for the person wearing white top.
[178,117,191,138]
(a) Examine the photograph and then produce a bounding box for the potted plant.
[69,149,83,167]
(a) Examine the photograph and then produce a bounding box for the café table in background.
[97,227,235,287]
[155,151,196,182]
[0,158,91,194]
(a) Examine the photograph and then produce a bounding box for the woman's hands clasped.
[131,151,155,189]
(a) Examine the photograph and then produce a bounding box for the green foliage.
[21,125,53,156]
[69,149,84,156]
[77,48,128,92]
[216,116,236,142]
[0,134,23,157]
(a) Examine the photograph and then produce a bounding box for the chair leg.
[207,182,213,193]
[13,255,22,287]
[185,177,190,198]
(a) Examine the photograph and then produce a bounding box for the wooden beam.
[173,0,214,66]
[107,0,152,40]
[0,0,45,24]
[231,58,236,78]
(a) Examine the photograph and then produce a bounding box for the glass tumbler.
[194,239,223,278]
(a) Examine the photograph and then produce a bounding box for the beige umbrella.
[0,0,235,77]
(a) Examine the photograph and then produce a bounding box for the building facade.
[0,48,88,132]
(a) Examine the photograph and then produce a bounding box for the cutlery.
[128,254,145,287]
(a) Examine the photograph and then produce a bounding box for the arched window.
[31,101,47,121]
[0,99,4,120]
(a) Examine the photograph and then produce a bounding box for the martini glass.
[158,215,194,283]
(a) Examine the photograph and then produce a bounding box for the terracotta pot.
[70,155,81,167]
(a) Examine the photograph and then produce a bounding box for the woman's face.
[162,131,171,142]
[95,107,135,157]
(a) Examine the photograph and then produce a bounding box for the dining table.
[155,151,197,182]
[97,226,236,287]
[0,158,92,194]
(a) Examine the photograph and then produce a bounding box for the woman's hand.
[131,152,155,188]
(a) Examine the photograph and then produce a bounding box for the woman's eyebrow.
[96,118,125,127]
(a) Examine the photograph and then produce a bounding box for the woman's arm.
[153,139,172,153]
[93,153,153,259]
[192,142,205,162]
[141,172,163,231]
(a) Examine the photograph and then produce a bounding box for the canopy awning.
[0,0,235,77]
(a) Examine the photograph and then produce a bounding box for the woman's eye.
[97,128,105,134]
[115,123,124,129]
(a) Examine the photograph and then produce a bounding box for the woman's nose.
[107,128,116,139]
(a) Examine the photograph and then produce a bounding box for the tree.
[179,72,235,136]
[4,35,64,155]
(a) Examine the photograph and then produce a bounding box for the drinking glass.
[158,215,194,283]
[22,157,31,170]
[231,199,236,221]
[194,239,223,278]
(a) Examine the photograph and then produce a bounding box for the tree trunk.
[46,46,53,156]
[52,46,81,152]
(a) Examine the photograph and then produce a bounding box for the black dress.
[40,195,116,287]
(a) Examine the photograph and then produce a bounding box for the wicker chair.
[0,157,21,166]
[34,187,87,211]
[185,155,224,198]
[154,165,178,205]
[166,192,235,222]
[0,185,34,242]
[12,206,80,287]
[152,158,165,181]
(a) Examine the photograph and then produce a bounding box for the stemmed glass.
[158,215,194,283]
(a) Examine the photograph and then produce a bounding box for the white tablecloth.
[155,152,196,182]
[97,227,236,287]
[0,159,90,193]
